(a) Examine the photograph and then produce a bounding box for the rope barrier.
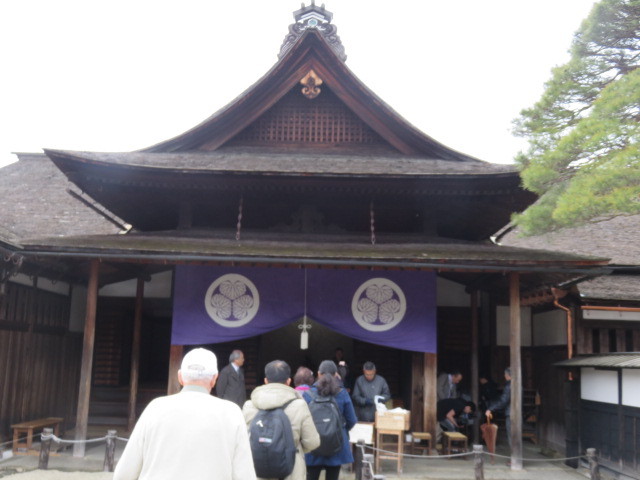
[365,444,474,459]
[42,434,109,445]
[486,451,585,462]
[363,443,586,463]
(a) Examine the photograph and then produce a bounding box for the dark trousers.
[307,465,340,480]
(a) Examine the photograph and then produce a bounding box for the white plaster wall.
[622,369,640,408]
[10,273,71,295]
[436,277,470,307]
[9,273,32,288]
[581,368,618,404]
[496,306,532,346]
[532,310,567,346]
[99,270,173,298]
[69,285,88,333]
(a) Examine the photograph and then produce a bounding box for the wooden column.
[599,329,610,353]
[509,272,523,470]
[470,289,480,444]
[73,259,99,457]
[167,345,184,395]
[127,277,144,432]
[423,352,437,440]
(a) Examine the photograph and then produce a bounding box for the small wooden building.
[0,3,610,468]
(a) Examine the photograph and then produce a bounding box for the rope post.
[587,448,600,480]
[103,430,117,472]
[363,452,375,480]
[38,428,53,470]
[355,439,365,480]
[473,444,484,480]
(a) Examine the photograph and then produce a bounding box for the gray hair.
[229,350,243,363]
[505,367,511,377]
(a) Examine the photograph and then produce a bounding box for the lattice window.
[227,87,386,146]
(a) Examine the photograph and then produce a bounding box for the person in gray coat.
[351,361,390,422]
[216,350,246,407]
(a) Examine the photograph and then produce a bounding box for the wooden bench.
[11,417,63,455]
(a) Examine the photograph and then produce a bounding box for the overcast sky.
[0,0,597,167]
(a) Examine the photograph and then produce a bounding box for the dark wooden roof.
[498,215,640,302]
[140,28,484,160]
[20,229,607,270]
[0,154,122,243]
[45,148,517,177]
[43,12,536,239]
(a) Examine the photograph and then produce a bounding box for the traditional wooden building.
[0,3,610,469]
[499,215,640,475]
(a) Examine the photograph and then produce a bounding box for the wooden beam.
[167,345,184,395]
[423,352,437,441]
[73,259,99,457]
[470,289,480,444]
[509,272,523,470]
[127,277,144,432]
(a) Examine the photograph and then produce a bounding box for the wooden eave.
[45,149,524,196]
[20,230,609,274]
[142,30,482,161]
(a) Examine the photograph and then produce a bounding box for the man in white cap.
[114,348,256,480]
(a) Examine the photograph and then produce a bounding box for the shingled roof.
[498,215,640,301]
[0,154,122,244]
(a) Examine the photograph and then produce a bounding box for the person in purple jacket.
[303,360,357,480]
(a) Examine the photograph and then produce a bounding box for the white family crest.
[204,274,260,327]
[351,278,406,332]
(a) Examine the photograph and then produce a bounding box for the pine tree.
[512,0,640,234]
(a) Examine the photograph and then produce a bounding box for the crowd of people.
[113,346,512,480]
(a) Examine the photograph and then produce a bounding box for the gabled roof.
[141,21,482,161]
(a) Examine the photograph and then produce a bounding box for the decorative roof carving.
[279,1,346,61]
[300,69,323,99]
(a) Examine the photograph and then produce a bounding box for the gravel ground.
[0,470,112,480]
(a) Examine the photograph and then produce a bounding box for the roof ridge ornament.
[279,2,346,61]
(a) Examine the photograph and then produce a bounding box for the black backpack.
[249,399,297,479]
[306,390,344,457]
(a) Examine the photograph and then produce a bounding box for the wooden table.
[11,417,63,454]
[375,428,405,474]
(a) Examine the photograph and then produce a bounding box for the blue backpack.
[249,399,297,478]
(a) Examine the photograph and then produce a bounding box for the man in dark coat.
[216,350,246,407]
[485,367,512,445]
[351,361,390,422]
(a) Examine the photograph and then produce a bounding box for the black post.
[38,428,53,470]
[103,430,117,472]
[355,439,365,480]
[473,444,484,480]
[587,448,600,480]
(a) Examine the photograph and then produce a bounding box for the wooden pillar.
[127,277,144,432]
[73,259,99,457]
[615,329,626,352]
[470,289,480,444]
[423,352,437,440]
[633,330,640,351]
[598,329,610,353]
[509,272,523,470]
[167,345,184,395]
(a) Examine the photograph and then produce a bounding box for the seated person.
[437,398,475,432]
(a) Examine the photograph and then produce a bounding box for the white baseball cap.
[181,348,218,377]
